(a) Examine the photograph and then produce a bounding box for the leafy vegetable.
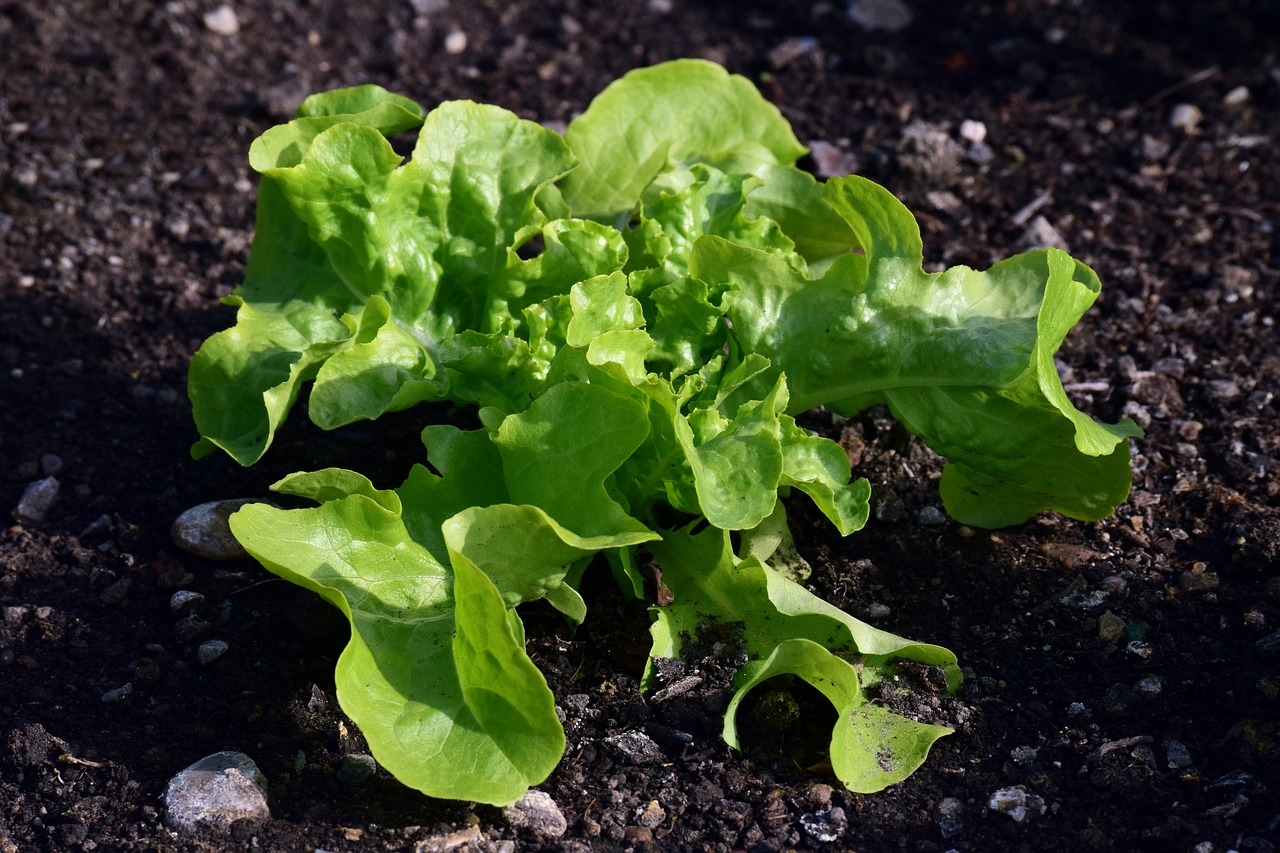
[188,59,1140,805]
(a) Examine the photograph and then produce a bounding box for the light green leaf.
[648,525,958,792]
[494,381,657,547]
[561,59,807,220]
[229,494,563,806]
[700,173,1141,526]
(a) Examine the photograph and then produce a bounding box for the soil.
[2,0,1279,851]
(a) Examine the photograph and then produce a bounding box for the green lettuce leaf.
[648,524,958,793]
[700,173,1142,526]
[561,59,807,220]
[229,484,564,806]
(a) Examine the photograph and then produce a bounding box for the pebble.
[897,120,963,186]
[176,614,212,642]
[1019,215,1069,252]
[867,602,891,620]
[1169,103,1202,134]
[808,140,860,179]
[203,5,240,36]
[987,785,1046,823]
[1098,610,1126,643]
[504,790,567,837]
[163,751,270,833]
[847,0,913,32]
[958,119,987,145]
[636,799,666,828]
[767,36,819,70]
[100,578,133,605]
[102,682,134,703]
[40,454,63,476]
[1010,745,1038,765]
[197,640,229,665]
[799,806,847,842]
[1167,740,1193,768]
[1179,563,1220,592]
[1223,85,1250,108]
[336,753,377,786]
[444,29,467,54]
[171,500,258,560]
[78,513,113,541]
[917,505,947,526]
[604,730,664,765]
[14,477,60,524]
[170,590,206,612]
[1134,674,1164,700]
[937,795,963,838]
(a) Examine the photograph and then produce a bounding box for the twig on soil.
[1140,66,1220,111]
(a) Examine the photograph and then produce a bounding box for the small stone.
[1167,740,1193,768]
[336,753,377,786]
[15,477,60,524]
[163,752,270,833]
[1010,745,1038,765]
[987,785,1045,823]
[1098,610,1126,643]
[1169,103,1202,134]
[102,682,134,703]
[867,602,891,620]
[170,590,206,612]
[1179,563,1220,592]
[959,119,987,145]
[898,120,963,186]
[847,0,913,32]
[1134,674,1164,699]
[937,796,963,838]
[99,578,133,605]
[197,640,229,665]
[1141,134,1172,162]
[176,614,212,642]
[605,730,664,765]
[203,5,240,36]
[171,500,258,560]
[768,36,818,70]
[808,140,859,179]
[799,806,847,842]
[917,505,947,526]
[40,454,63,476]
[504,790,567,838]
[1223,86,1250,108]
[78,513,112,540]
[1101,682,1134,716]
[444,29,467,54]
[1019,215,1069,252]
[636,799,666,828]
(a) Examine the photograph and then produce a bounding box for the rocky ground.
[2,0,1279,850]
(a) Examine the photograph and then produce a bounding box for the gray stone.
[197,640,229,665]
[799,806,847,842]
[504,790,567,837]
[987,785,1046,823]
[202,5,240,36]
[847,0,913,32]
[604,730,664,765]
[897,121,963,186]
[171,500,258,560]
[15,477,59,524]
[808,140,859,179]
[336,753,377,786]
[163,751,270,833]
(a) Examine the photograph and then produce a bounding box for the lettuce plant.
[187,60,1140,805]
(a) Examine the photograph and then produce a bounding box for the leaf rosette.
[189,60,1140,803]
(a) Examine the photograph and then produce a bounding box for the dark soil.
[3,1,1279,850]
